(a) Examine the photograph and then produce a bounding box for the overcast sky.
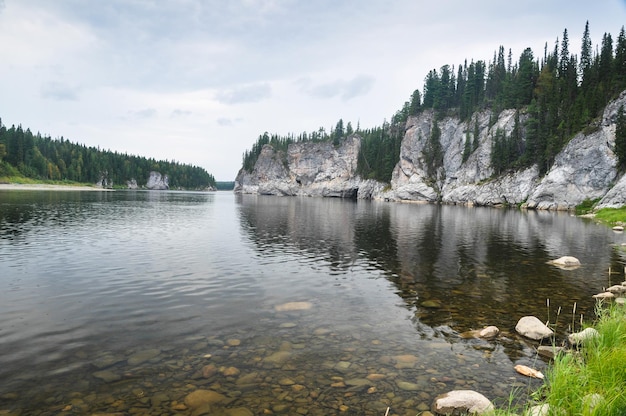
[1,1,625,181]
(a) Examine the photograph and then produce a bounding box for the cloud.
[40,81,79,101]
[171,109,192,118]
[215,83,271,104]
[217,117,244,126]
[129,108,156,119]
[299,75,375,101]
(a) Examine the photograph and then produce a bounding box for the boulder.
[593,292,615,299]
[568,327,599,346]
[478,326,499,339]
[547,256,581,269]
[515,316,554,340]
[514,364,544,379]
[606,284,626,294]
[431,390,494,415]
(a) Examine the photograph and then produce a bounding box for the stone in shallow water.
[396,380,420,391]
[431,390,494,415]
[127,348,161,366]
[478,326,499,338]
[184,389,226,409]
[263,350,291,365]
[274,301,313,311]
[515,316,554,340]
[92,370,121,383]
[421,300,443,308]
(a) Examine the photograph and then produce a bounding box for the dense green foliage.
[215,181,235,190]
[393,22,626,176]
[0,119,215,189]
[241,23,626,184]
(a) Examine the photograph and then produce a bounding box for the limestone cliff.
[235,90,626,210]
[146,171,169,190]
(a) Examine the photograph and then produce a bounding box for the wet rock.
[127,348,161,366]
[606,284,626,293]
[547,256,581,269]
[226,339,241,347]
[613,225,624,231]
[515,316,554,340]
[431,390,494,415]
[478,326,499,339]
[592,292,615,299]
[568,328,599,346]
[366,373,386,381]
[184,389,227,409]
[334,361,352,373]
[537,345,565,359]
[514,364,544,379]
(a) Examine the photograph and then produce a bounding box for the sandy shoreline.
[0,183,113,191]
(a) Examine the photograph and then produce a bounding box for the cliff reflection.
[237,195,626,337]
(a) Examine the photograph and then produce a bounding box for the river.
[0,190,623,415]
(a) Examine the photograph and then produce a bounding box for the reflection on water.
[0,191,624,415]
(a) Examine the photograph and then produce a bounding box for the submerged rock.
[478,326,499,339]
[431,390,494,415]
[515,316,554,340]
[274,301,313,311]
[183,389,226,409]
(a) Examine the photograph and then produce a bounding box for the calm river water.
[0,190,624,415]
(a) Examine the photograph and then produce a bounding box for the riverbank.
[0,183,112,191]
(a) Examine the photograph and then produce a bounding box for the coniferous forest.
[242,22,626,182]
[0,120,216,189]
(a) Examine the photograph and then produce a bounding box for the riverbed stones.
[183,389,227,409]
[568,327,599,346]
[515,316,554,340]
[431,390,494,415]
[537,345,565,359]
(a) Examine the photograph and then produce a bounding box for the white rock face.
[235,91,626,209]
[431,390,494,415]
[234,136,362,197]
[515,316,554,340]
[146,171,169,190]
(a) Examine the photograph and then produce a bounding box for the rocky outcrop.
[235,90,626,209]
[146,171,169,190]
[234,136,363,197]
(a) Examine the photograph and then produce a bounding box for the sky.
[1,1,626,181]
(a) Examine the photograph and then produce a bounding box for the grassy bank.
[0,175,94,187]
[493,302,626,415]
[594,207,626,226]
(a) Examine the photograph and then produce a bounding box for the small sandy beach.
[0,183,113,191]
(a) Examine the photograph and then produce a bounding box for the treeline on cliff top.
[241,22,626,182]
[0,119,216,189]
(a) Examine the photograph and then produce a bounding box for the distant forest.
[242,22,626,182]
[0,120,216,189]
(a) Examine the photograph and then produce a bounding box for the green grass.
[0,174,95,187]
[536,302,626,415]
[595,207,626,225]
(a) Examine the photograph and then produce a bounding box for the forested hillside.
[0,120,215,189]
[241,22,626,182]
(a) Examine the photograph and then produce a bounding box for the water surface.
[0,191,623,415]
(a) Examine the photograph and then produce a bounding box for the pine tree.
[580,21,593,79]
